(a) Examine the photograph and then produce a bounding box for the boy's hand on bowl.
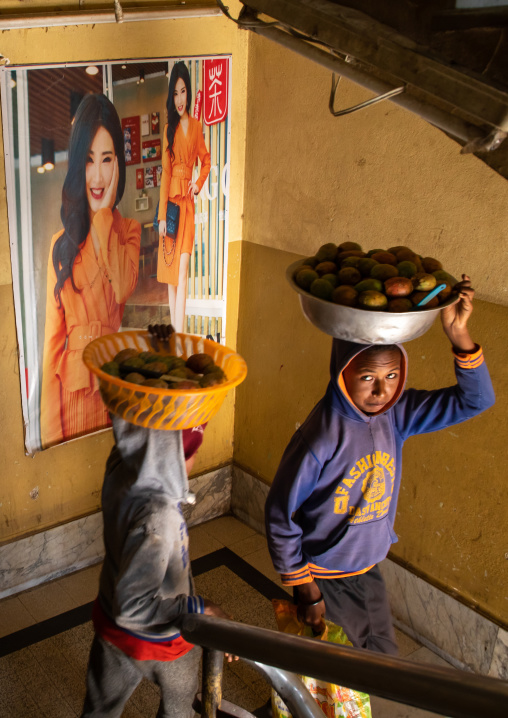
[440,274,476,353]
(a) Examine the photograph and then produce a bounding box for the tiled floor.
[0,515,452,717]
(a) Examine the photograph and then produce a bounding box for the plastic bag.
[271,599,372,718]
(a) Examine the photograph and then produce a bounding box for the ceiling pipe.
[247,23,489,146]
[0,5,221,31]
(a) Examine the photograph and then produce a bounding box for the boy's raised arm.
[440,274,477,353]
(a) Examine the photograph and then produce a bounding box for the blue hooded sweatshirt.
[265,340,495,587]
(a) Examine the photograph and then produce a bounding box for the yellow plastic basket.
[82,331,247,430]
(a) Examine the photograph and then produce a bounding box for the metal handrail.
[180,614,508,718]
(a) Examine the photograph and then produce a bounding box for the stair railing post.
[201,647,224,717]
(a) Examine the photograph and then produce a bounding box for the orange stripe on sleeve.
[280,565,312,586]
[453,345,483,370]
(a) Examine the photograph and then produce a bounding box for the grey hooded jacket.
[97,416,203,642]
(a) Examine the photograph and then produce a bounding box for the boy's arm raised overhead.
[394,275,495,441]
[440,274,477,354]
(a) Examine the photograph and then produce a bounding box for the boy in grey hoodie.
[81,416,229,717]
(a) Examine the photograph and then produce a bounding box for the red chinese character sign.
[203,59,229,126]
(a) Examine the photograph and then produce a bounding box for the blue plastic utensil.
[416,283,447,307]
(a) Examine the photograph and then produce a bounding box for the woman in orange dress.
[157,61,211,333]
[41,94,141,449]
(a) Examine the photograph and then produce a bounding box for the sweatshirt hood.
[109,415,192,503]
[328,338,408,420]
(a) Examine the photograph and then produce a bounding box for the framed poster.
[141,113,150,136]
[144,166,156,188]
[1,55,232,453]
[151,112,160,134]
[121,115,141,165]
[142,139,161,162]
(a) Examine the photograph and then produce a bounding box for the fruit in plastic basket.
[387,298,413,312]
[121,355,145,370]
[371,263,398,281]
[102,361,121,377]
[124,372,146,384]
[384,277,413,297]
[148,361,170,375]
[172,380,199,390]
[114,348,139,364]
[338,267,361,285]
[202,364,226,380]
[310,278,334,300]
[199,373,224,388]
[332,285,358,307]
[186,353,214,373]
[358,290,388,309]
[143,378,169,388]
[162,355,186,371]
[140,353,162,363]
[412,273,437,291]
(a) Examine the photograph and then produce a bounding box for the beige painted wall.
[0,10,248,543]
[0,7,506,628]
[235,36,507,625]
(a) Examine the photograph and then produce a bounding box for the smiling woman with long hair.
[40,94,141,449]
[156,61,211,332]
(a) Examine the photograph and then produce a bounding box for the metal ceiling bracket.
[329,72,405,117]
[114,1,124,24]
[461,128,508,154]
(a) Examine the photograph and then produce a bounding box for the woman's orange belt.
[67,322,117,350]
[171,164,192,181]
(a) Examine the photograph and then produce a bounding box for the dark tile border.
[0,548,289,658]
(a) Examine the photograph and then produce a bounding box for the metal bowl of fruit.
[286,257,459,345]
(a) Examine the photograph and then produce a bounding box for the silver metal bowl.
[286,259,459,345]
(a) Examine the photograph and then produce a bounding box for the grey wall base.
[0,462,505,681]
[0,465,232,602]
[230,465,508,681]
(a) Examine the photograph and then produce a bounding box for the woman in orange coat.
[157,62,211,333]
[41,94,140,449]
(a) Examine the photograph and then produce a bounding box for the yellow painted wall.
[235,36,507,625]
[0,8,248,543]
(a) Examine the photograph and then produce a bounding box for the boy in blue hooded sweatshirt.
[265,276,495,654]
